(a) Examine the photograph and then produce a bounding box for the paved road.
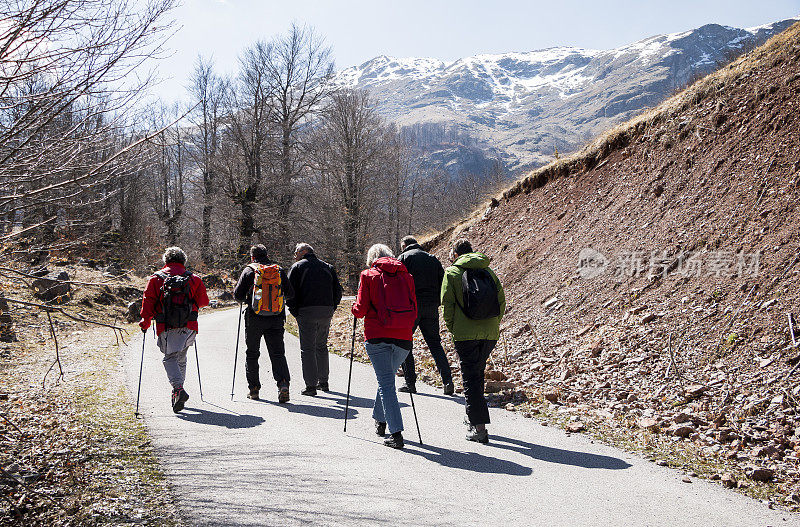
[124,308,796,526]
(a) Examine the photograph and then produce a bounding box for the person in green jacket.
[441,238,505,444]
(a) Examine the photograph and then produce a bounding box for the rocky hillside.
[338,18,797,172]
[422,21,800,505]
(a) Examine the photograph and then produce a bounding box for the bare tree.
[264,24,333,254]
[187,56,226,265]
[0,0,176,241]
[222,41,277,258]
[311,88,385,290]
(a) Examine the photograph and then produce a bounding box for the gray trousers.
[157,328,196,390]
[296,307,334,388]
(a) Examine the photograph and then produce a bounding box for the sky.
[147,0,800,103]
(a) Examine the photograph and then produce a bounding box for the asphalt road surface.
[124,307,796,526]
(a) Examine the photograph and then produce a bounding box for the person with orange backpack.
[351,244,418,449]
[139,247,210,413]
[233,244,295,403]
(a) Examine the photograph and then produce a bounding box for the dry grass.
[421,20,800,251]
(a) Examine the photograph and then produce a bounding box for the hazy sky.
[149,0,800,103]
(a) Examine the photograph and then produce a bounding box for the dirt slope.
[423,22,800,506]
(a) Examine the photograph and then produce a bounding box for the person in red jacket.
[351,244,417,449]
[139,247,210,413]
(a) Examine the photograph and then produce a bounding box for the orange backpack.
[248,263,283,316]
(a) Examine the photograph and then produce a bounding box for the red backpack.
[377,270,416,329]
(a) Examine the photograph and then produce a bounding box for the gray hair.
[162,246,187,265]
[294,242,314,255]
[366,244,393,267]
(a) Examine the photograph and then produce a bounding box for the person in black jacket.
[287,243,343,395]
[233,244,295,403]
[397,236,454,395]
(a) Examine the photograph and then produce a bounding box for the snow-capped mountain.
[336,18,799,171]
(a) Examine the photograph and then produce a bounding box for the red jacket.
[351,257,417,341]
[139,263,210,336]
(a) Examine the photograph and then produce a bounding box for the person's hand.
[139,319,149,333]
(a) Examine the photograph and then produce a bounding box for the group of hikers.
[138,236,505,448]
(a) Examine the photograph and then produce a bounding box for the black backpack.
[458,267,501,320]
[154,271,197,329]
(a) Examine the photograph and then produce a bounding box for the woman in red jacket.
[352,244,418,449]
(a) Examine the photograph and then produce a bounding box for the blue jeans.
[365,342,410,434]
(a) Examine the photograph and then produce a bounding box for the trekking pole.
[344,316,357,432]
[194,341,204,401]
[408,389,423,444]
[134,332,146,417]
[231,303,243,400]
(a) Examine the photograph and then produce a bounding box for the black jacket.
[398,243,445,307]
[233,260,295,317]
[287,253,343,311]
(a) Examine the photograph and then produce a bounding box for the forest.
[1,0,505,290]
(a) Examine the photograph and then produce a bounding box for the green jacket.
[441,252,505,341]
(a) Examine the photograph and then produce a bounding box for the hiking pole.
[194,341,204,401]
[408,388,423,444]
[344,316,357,432]
[231,303,243,400]
[134,332,146,417]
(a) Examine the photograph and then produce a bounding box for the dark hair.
[401,235,417,248]
[250,244,269,263]
[453,238,473,256]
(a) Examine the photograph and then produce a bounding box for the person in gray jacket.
[287,243,343,395]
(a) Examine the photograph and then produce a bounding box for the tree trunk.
[201,169,214,265]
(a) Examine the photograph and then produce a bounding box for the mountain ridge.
[336,17,799,172]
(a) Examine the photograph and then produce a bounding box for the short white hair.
[294,242,314,255]
[366,244,393,267]
[162,246,186,265]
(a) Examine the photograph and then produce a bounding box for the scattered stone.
[486,370,508,381]
[31,270,71,302]
[746,466,775,482]
[638,417,660,431]
[761,299,778,310]
[710,474,721,481]
[217,291,234,301]
[126,300,142,323]
[566,422,585,433]
[656,460,669,467]
[721,473,738,488]
[682,477,692,483]
[640,313,658,324]
[543,389,559,403]
[669,424,696,438]
[484,380,514,393]
[102,262,125,277]
[684,384,707,400]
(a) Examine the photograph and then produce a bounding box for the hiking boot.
[398,384,416,394]
[443,382,455,396]
[384,431,404,449]
[301,386,317,396]
[247,387,260,400]
[278,386,290,404]
[171,387,189,413]
[317,381,330,392]
[375,420,387,436]
[466,428,489,444]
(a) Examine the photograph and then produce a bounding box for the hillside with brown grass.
[418,20,800,506]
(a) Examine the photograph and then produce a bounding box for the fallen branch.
[0,216,57,241]
[0,266,131,288]
[0,412,22,435]
[4,297,127,333]
[42,311,64,390]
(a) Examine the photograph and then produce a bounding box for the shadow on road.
[412,391,465,404]
[255,399,360,420]
[490,435,632,470]
[317,391,375,409]
[402,441,532,476]
[176,408,265,430]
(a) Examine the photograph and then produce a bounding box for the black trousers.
[453,339,497,426]
[403,304,453,386]
[244,310,290,389]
